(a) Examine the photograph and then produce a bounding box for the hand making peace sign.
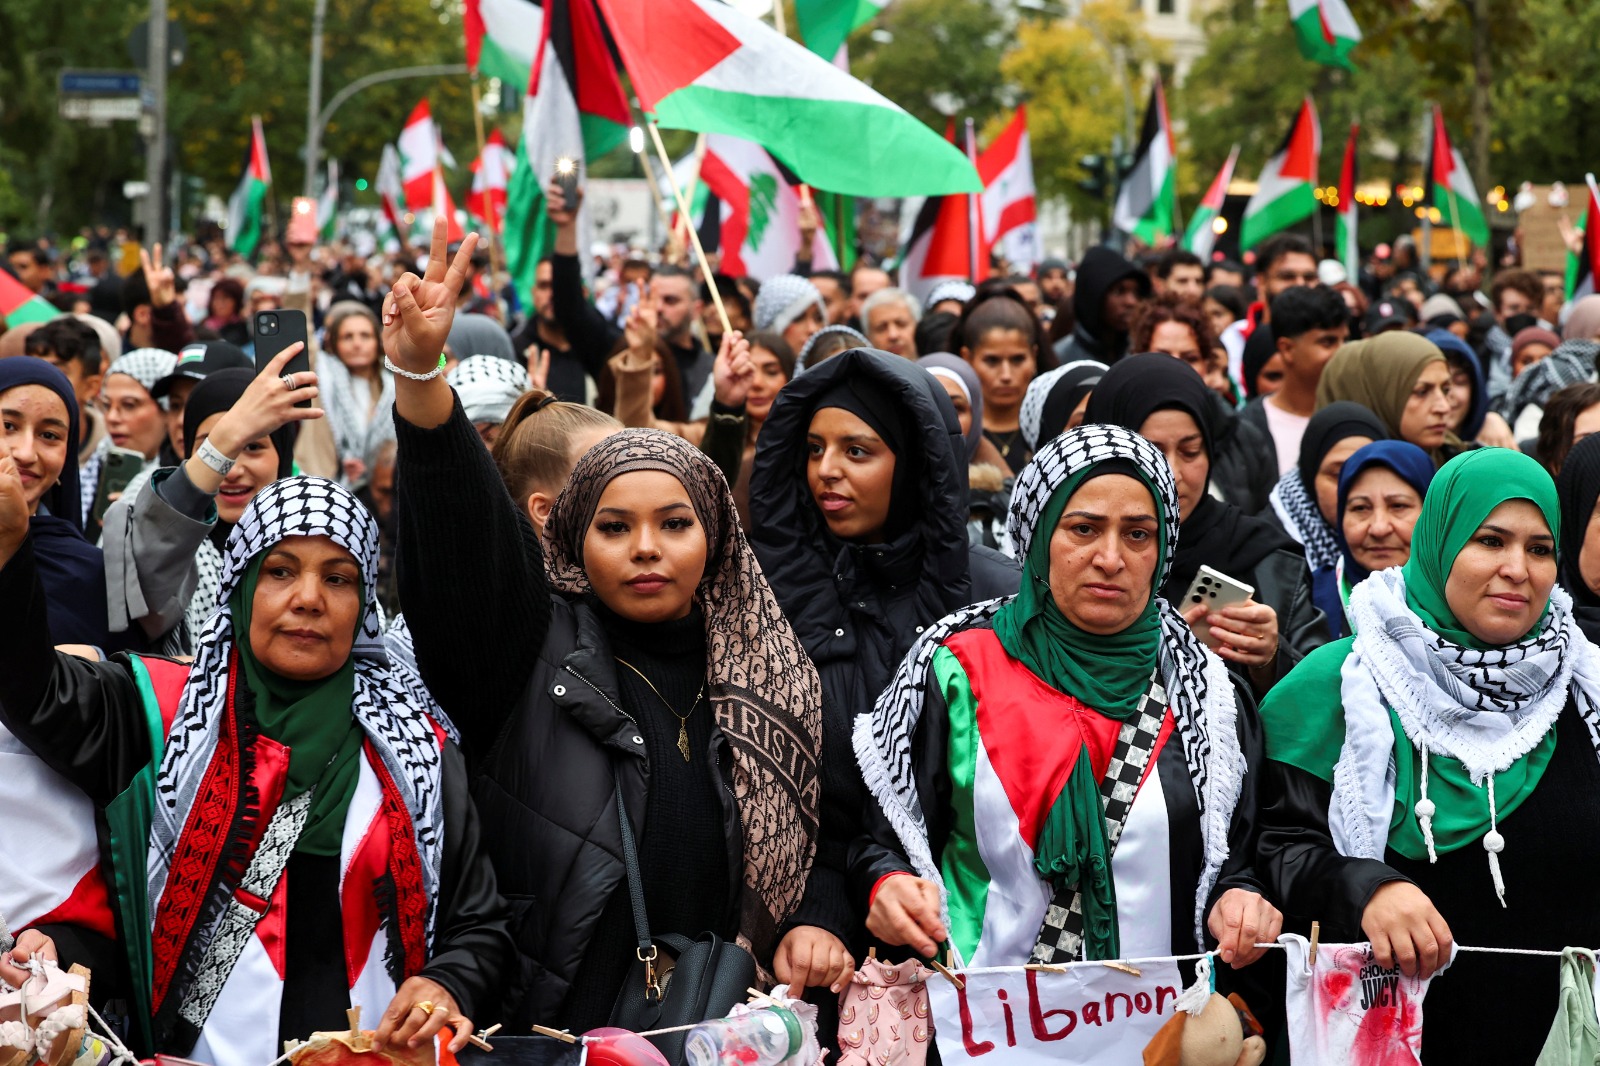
[382,217,480,375]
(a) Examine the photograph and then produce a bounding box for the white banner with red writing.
[928,961,1185,1066]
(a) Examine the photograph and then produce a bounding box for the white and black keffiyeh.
[318,355,396,480]
[1330,568,1600,891]
[1269,468,1343,571]
[1019,359,1106,452]
[853,424,1248,945]
[447,354,530,426]
[107,348,179,397]
[147,477,450,982]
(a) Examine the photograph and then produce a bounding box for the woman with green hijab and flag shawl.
[1258,447,1600,1063]
[853,424,1278,978]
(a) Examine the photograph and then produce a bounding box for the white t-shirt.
[1282,935,1454,1066]
[1263,398,1311,477]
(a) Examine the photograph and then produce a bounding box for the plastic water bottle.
[683,1007,803,1066]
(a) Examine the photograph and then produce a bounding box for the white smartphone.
[1180,564,1255,649]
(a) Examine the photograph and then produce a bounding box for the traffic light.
[1078,154,1111,200]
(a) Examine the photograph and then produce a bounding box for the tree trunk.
[1470,0,1492,191]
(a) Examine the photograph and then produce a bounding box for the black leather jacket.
[1234,547,1333,690]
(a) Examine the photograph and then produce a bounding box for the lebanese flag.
[1240,98,1320,251]
[591,0,978,196]
[1112,80,1177,246]
[1289,0,1361,70]
[0,268,59,328]
[375,143,407,243]
[399,100,448,212]
[1182,145,1239,260]
[464,0,544,89]
[432,168,466,244]
[696,135,839,279]
[898,120,981,302]
[1424,106,1489,248]
[1567,177,1600,301]
[469,129,512,235]
[1334,123,1360,279]
[978,105,1039,274]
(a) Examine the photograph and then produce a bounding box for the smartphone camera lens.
[258,315,277,335]
[1191,594,1203,604]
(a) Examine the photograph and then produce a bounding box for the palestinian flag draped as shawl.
[1289,0,1360,70]
[1182,146,1238,260]
[503,0,630,303]
[226,116,272,257]
[1112,80,1176,245]
[1423,106,1489,248]
[591,0,979,196]
[1334,123,1359,280]
[1240,98,1320,251]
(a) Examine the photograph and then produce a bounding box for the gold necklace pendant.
[616,656,703,763]
[677,721,692,762]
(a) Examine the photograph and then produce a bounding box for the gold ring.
[413,1000,437,1016]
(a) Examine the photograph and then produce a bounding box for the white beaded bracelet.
[383,354,448,381]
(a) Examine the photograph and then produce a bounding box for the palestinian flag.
[692,135,840,280]
[1112,80,1176,246]
[978,106,1039,273]
[1334,123,1359,280]
[317,159,340,243]
[0,269,58,328]
[796,0,889,61]
[1289,0,1360,71]
[504,0,630,303]
[1567,177,1600,301]
[1424,106,1489,248]
[464,0,544,89]
[1182,145,1239,260]
[592,0,979,196]
[470,129,512,235]
[1240,98,1320,251]
[897,119,979,302]
[226,116,272,258]
[376,143,407,246]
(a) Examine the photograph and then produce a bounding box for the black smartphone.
[253,308,312,408]
[91,446,147,526]
[552,158,580,212]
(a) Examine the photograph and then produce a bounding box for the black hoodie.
[748,349,1019,940]
[1052,246,1152,365]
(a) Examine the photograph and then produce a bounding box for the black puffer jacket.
[1209,392,1279,515]
[749,349,1020,940]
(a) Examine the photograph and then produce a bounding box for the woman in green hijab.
[1316,332,1465,467]
[854,424,1279,980]
[1258,447,1600,1063]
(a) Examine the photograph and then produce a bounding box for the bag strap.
[614,776,657,960]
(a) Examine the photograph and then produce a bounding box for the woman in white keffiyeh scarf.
[853,425,1271,974]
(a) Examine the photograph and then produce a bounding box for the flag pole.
[648,120,732,334]
[632,133,677,246]
[965,117,981,281]
[672,134,710,259]
[467,73,505,288]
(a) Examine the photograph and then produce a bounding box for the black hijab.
[812,373,921,541]
[1557,432,1600,640]
[1297,402,1389,488]
[1241,324,1276,400]
[183,368,298,479]
[1084,353,1297,602]
[0,357,113,646]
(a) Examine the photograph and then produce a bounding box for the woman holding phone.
[1085,354,1330,692]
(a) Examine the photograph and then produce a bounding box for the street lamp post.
[302,63,470,196]
[144,0,169,244]
[303,0,328,199]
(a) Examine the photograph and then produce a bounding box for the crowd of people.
[6,186,1600,1066]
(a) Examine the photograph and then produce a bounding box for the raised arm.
[387,220,554,756]
[547,182,622,378]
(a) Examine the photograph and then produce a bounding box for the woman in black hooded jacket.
[748,348,1020,948]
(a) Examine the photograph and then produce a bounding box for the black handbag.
[607,779,756,1065]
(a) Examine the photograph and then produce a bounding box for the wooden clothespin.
[466,1023,502,1052]
[284,1040,302,1058]
[927,958,965,990]
[747,987,779,1005]
[868,947,877,960]
[1309,921,1321,967]
[531,1025,579,1045]
[347,1007,365,1050]
[1023,963,1068,974]
[1100,961,1143,978]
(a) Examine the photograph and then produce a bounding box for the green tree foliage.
[848,0,1010,131]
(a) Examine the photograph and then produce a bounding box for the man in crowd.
[1207,259,1246,289]
[849,262,891,327]
[1484,268,1547,401]
[84,248,123,322]
[7,242,56,296]
[509,255,595,404]
[1238,285,1349,475]
[1152,248,1206,304]
[1244,234,1319,334]
[650,264,713,400]
[1037,258,1072,308]
[1052,246,1150,364]
[120,255,193,354]
[862,287,920,358]
[810,269,852,325]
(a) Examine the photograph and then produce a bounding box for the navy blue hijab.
[1336,439,1436,586]
[0,357,114,646]
[1426,328,1487,441]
